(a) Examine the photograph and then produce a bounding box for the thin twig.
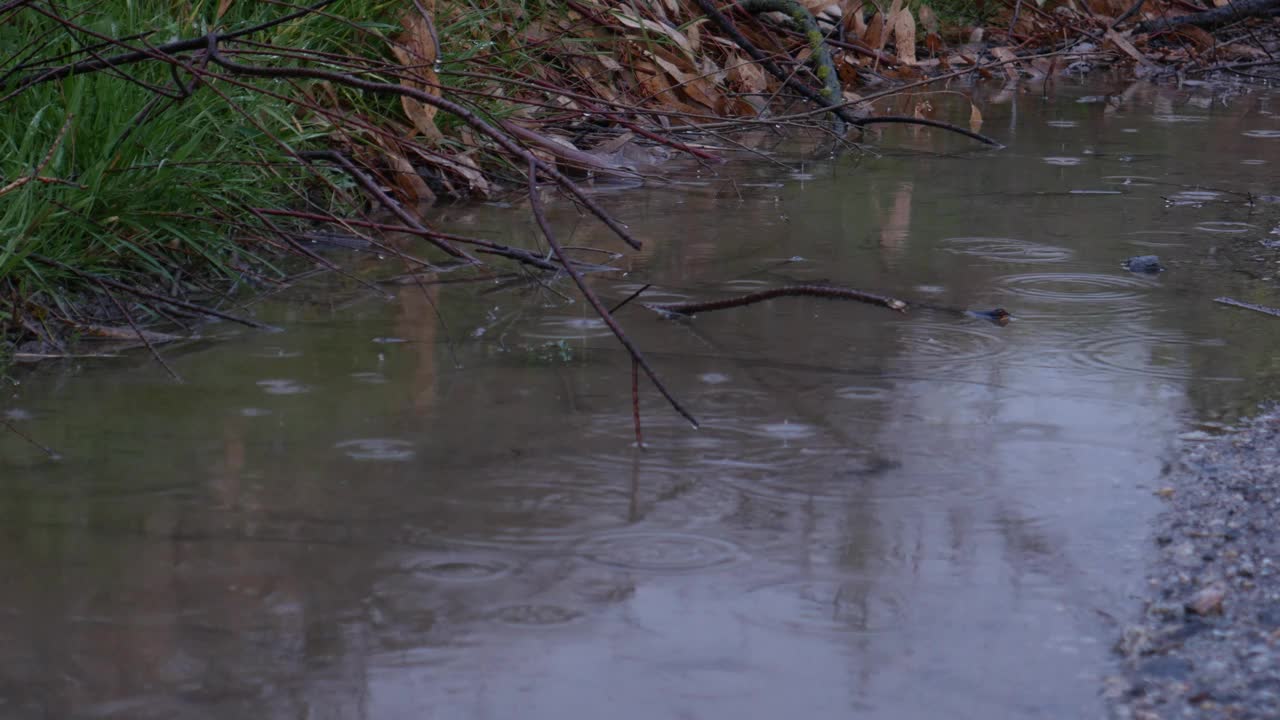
[1,417,61,460]
[30,255,273,329]
[93,279,183,381]
[632,359,644,448]
[527,159,698,428]
[609,283,653,314]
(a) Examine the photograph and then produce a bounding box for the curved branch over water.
[646,285,909,316]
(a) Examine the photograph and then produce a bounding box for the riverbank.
[5,0,1277,360]
[1109,407,1280,719]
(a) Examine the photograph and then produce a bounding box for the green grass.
[0,1,476,342]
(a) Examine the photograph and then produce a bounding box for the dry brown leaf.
[845,1,869,39]
[1104,28,1154,67]
[969,103,984,133]
[838,54,862,84]
[924,31,943,55]
[990,46,1021,79]
[918,4,940,32]
[390,10,443,142]
[865,12,886,50]
[409,146,490,197]
[572,57,619,101]
[885,0,904,23]
[612,6,696,60]
[1219,41,1269,60]
[727,54,769,94]
[686,17,703,52]
[892,8,917,65]
[648,48,717,110]
[378,140,434,204]
[216,0,235,21]
[1176,25,1216,50]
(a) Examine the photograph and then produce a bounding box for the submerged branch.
[1,417,61,461]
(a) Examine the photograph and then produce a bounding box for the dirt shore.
[1108,407,1280,719]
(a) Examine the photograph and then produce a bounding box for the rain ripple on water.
[1166,190,1222,206]
[577,531,745,573]
[491,604,584,626]
[256,378,309,395]
[895,320,1011,366]
[335,438,416,461]
[1195,221,1255,234]
[1069,332,1237,381]
[734,580,904,635]
[941,236,1074,264]
[521,316,612,340]
[406,556,513,582]
[996,272,1155,310]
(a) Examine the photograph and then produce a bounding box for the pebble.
[1123,255,1166,274]
[1111,406,1280,719]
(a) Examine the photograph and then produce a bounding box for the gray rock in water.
[1123,255,1165,274]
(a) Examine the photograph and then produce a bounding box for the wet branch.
[646,285,909,317]
[527,159,699,428]
[203,46,644,252]
[94,278,183,382]
[1,417,61,461]
[1135,0,1280,33]
[1215,296,1280,318]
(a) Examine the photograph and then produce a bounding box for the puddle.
[3,83,1280,720]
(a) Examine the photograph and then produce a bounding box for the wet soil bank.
[1109,407,1280,719]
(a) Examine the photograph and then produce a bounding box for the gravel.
[1108,408,1280,720]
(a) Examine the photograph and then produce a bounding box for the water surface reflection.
[3,82,1280,719]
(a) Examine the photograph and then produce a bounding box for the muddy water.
[3,82,1280,719]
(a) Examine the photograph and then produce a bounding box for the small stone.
[1123,255,1166,273]
[1155,487,1176,499]
[1140,655,1193,679]
[1149,601,1186,621]
[1187,582,1227,616]
[1102,674,1133,700]
[1119,625,1156,657]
